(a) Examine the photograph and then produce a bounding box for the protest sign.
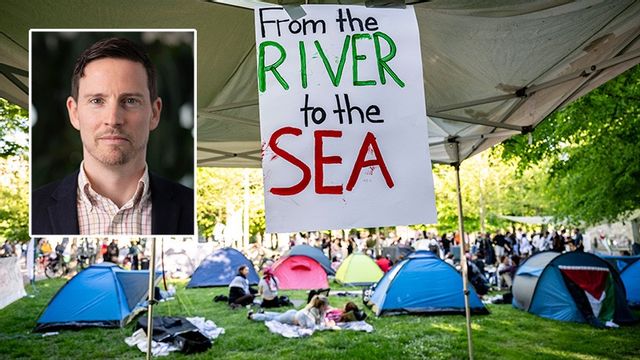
[255,5,437,232]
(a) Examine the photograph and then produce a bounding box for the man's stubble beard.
[88,137,147,166]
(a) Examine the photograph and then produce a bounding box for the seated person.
[258,267,282,308]
[497,255,514,289]
[444,252,455,266]
[466,255,489,297]
[228,265,257,308]
[375,255,391,273]
[248,295,331,329]
[324,301,367,323]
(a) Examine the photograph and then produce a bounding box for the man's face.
[67,58,161,167]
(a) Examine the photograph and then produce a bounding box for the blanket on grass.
[264,320,373,338]
[125,317,224,356]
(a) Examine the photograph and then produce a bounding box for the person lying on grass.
[324,301,367,323]
[248,295,334,329]
[229,265,257,308]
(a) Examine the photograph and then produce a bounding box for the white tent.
[499,215,554,224]
[2,0,639,166]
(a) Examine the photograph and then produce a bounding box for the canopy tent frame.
[194,22,640,165]
[0,63,27,94]
[145,237,157,360]
[448,140,475,359]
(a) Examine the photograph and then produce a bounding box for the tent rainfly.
[512,251,636,327]
[365,251,488,316]
[335,253,384,286]
[600,255,640,308]
[187,247,259,288]
[271,255,329,290]
[285,244,335,275]
[35,263,160,332]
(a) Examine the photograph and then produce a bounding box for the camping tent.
[335,253,384,286]
[620,258,640,308]
[271,255,328,290]
[187,247,259,288]
[512,251,636,326]
[366,251,488,316]
[382,245,414,263]
[600,254,640,272]
[1,1,639,166]
[285,245,334,275]
[600,255,640,308]
[35,263,160,332]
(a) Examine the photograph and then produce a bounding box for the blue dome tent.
[365,251,488,316]
[286,245,335,275]
[35,263,160,332]
[600,255,640,308]
[619,257,640,308]
[513,251,636,327]
[187,247,259,288]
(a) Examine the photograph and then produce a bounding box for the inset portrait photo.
[30,30,195,236]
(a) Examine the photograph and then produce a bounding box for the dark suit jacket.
[32,170,194,235]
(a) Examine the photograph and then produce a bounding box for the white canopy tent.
[2,1,640,359]
[2,0,639,166]
[197,0,640,167]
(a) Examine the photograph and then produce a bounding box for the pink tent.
[272,256,328,290]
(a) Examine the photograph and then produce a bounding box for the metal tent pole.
[447,140,474,360]
[146,237,157,360]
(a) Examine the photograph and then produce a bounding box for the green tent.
[335,253,384,286]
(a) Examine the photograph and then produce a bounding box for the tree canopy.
[0,98,29,242]
[0,98,28,158]
[502,65,640,225]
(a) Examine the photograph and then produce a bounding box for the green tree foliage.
[0,98,28,157]
[0,157,29,242]
[198,151,549,238]
[0,99,29,242]
[197,167,264,238]
[502,65,640,225]
[426,149,549,235]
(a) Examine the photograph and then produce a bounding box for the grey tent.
[2,1,639,165]
[285,244,335,275]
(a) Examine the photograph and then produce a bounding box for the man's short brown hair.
[70,37,157,100]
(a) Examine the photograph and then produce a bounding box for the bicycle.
[45,253,68,278]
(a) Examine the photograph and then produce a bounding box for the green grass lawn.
[0,278,638,360]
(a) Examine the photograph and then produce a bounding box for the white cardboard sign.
[255,5,437,233]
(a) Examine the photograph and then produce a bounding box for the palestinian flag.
[559,265,615,322]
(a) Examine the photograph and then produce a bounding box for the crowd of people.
[241,226,605,299]
[0,238,151,277]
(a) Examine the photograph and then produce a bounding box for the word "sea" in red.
[268,127,394,195]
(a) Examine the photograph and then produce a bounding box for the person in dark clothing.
[228,265,257,308]
[573,228,584,252]
[128,240,140,270]
[483,234,496,265]
[440,233,451,255]
[466,256,489,297]
[106,239,119,263]
[347,238,355,255]
[1,241,14,257]
[552,232,565,252]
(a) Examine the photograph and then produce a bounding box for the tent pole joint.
[515,86,528,98]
